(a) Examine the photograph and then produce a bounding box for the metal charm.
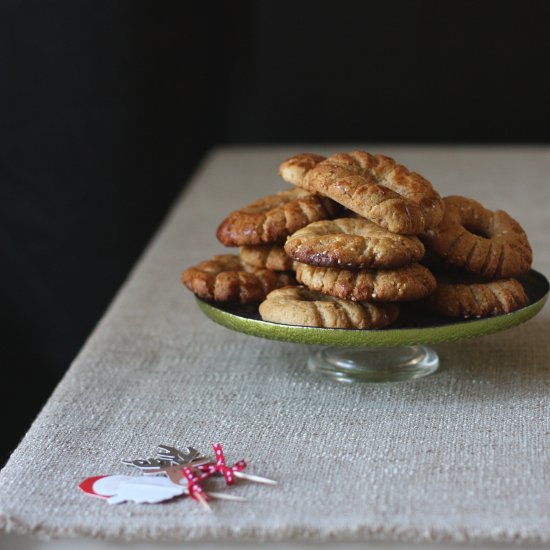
[123,445,209,475]
[156,445,203,465]
[121,457,174,472]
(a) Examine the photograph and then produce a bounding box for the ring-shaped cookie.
[424,277,529,318]
[182,254,294,304]
[285,218,425,269]
[259,286,400,329]
[280,151,444,235]
[216,188,339,246]
[423,196,532,279]
[296,262,436,302]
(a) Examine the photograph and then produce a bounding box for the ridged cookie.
[259,286,400,329]
[422,196,532,278]
[217,188,339,246]
[296,262,436,302]
[239,245,297,271]
[182,254,294,304]
[280,151,444,235]
[284,218,425,269]
[424,277,529,318]
[276,153,325,185]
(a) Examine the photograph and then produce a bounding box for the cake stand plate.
[196,270,548,383]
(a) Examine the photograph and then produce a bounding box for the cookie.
[216,188,339,246]
[424,276,529,318]
[422,196,532,278]
[276,153,325,185]
[296,262,436,302]
[280,151,444,235]
[182,254,295,304]
[284,217,425,269]
[239,245,296,271]
[259,286,400,329]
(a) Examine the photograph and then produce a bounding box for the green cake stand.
[197,270,548,383]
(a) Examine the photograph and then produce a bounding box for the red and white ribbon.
[196,443,247,485]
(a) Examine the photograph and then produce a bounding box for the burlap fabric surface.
[1,146,549,543]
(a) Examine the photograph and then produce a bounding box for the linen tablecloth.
[1,145,549,543]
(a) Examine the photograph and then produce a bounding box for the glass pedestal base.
[307,346,439,383]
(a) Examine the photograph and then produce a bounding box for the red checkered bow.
[197,443,247,485]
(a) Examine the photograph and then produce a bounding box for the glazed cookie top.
[280,151,444,235]
[284,217,425,269]
[423,195,532,279]
[259,285,399,329]
[216,188,339,246]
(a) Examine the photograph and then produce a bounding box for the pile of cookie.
[183,151,532,329]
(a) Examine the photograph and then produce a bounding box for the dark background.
[1,0,549,465]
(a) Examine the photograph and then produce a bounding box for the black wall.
[1,0,549,464]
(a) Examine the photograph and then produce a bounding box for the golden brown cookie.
[277,153,326,185]
[284,218,425,269]
[296,262,436,302]
[422,196,532,278]
[216,188,339,246]
[259,286,400,329]
[239,245,296,271]
[182,254,295,304]
[424,276,529,318]
[280,151,444,235]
